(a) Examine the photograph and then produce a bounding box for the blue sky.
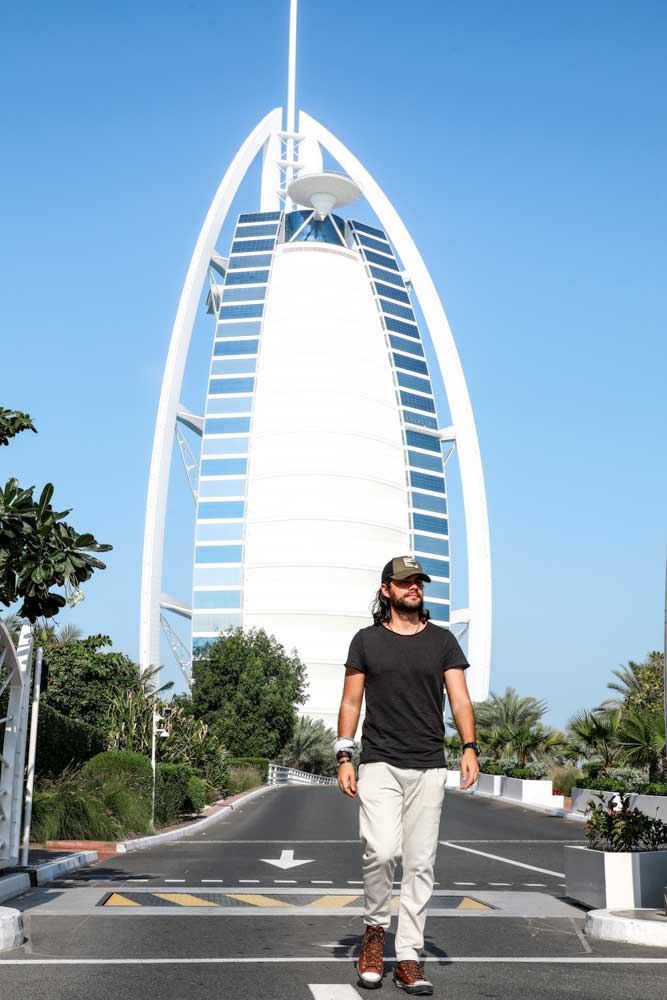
[1,1,665,729]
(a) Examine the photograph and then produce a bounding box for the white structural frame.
[140,107,492,697]
[0,621,34,866]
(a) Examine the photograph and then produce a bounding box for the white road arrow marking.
[260,848,315,870]
[309,986,362,999]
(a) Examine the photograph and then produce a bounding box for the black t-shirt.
[346,622,469,769]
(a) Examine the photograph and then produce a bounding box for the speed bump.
[101,892,492,910]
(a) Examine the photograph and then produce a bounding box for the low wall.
[572,786,667,820]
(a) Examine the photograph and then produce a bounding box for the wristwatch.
[462,741,480,755]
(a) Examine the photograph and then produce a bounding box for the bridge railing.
[267,762,337,787]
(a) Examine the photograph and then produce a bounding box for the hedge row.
[35,704,107,776]
[227,757,269,782]
[577,776,667,796]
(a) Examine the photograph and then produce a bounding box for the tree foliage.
[469,687,548,731]
[192,627,308,758]
[0,407,111,620]
[565,709,623,771]
[604,652,665,716]
[277,715,337,776]
[42,634,140,730]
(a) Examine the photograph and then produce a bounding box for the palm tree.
[278,716,337,775]
[615,710,665,783]
[104,664,174,754]
[478,725,512,761]
[501,723,564,767]
[471,687,548,730]
[565,708,622,771]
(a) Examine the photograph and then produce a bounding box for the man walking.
[335,556,479,995]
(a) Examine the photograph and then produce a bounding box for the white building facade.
[140,105,492,728]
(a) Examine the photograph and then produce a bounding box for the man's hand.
[337,762,357,797]
[459,749,479,790]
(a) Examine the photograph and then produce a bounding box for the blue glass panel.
[201,458,248,477]
[219,303,264,320]
[411,491,447,514]
[222,285,266,302]
[416,556,450,579]
[369,265,404,287]
[353,221,386,239]
[389,335,424,357]
[380,299,415,322]
[234,223,279,237]
[191,611,241,632]
[231,238,276,254]
[403,410,438,430]
[406,430,440,452]
[201,437,248,456]
[401,392,434,412]
[392,352,429,375]
[408,449,442,472]
[208,377,254,395]
[211,358,257,375]
[228,255,272,270]
[192,638,214,654]
[216,321,261,338]
[195,522,243,542]
[374,281,410,303]
[425,581,450,602]
[197,478,245,498]
[197,501,245,520]
[413,512,449,534]
[365,250,399,271]
[205,416,251,435]
[214,340,259,356]
[397,371,432,393]
[193,566,242,587]
[193,590,242,610]
[386,317,419,339]
[357,233,392,255]
[206,397,252,415]
[239,211,281,223]
[424,602,449,623]
[414,533,450,557]
[284,209,344,245]
[410,471,445,493]
[225,269,270,285]
[195,544,243,563]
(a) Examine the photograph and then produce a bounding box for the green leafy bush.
[227,757,269,782]
[186,774,207,814]
[586,793,667,852]
[639,782,667,796]
[549,766,582,797]
[35,705,106,776]
[155,763,192,826]
[82,751,152,795]
[605,767,645,792]
[31,784,122,842]
[506,767,533,780]
[577,776,627,793]
[227,765,263,794]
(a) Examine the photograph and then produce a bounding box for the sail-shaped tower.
[140,2,492,728]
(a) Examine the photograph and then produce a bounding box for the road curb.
[117,783,279,853]
[0,873,31,906]
[586,908,667,947]
[34,850,99,885]
[0,905,23,952]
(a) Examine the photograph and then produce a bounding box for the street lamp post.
[150,705,169,829]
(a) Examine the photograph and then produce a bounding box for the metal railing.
[267,762,337,786]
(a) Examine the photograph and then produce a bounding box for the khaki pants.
[357,761,446,962]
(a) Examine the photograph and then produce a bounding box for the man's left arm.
[444,668,479,790]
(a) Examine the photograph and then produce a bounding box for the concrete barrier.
[499,775,564,809]
[476,773,502,796]
[571,787,667,821]
[0,906,23,953]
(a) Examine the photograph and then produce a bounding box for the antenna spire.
[287,0,297,136]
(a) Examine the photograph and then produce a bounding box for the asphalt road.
[2,785,666,999]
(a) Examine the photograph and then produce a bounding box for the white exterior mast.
[285,0,298,210]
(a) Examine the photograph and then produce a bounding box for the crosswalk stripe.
[309,986,362,998]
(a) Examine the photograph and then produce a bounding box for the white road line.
[523,883,547,887]
[441,841,564,878]
[174,840,361,844]
[446,840,584,844]
[312,881,334,885]
[274,880,297,884]
[347,881,363,885]
[239,880,260,883]
[570,916,593,955]
[3,958,667,965]
[454,882,476,886]
[309,986,362,999]
[488,883,511,886]
[201,879,223,883]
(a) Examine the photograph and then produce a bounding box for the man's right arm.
[336,666,365,798]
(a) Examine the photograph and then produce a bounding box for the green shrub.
[506,767,533,780]
[31,782,122,843]
[639,782,667,796]
[227,765,263,794]
[586,793,667,851]
[549,766,582,797]
[577,776,626,793]
[227,757,269,782]
[606,767,645,792]
[35,705,106,776]
[82,750,152,796]
[186,774,207,813]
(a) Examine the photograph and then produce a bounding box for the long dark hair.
[370,586,431,627]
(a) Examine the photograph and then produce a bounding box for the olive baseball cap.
[381,555,431,584]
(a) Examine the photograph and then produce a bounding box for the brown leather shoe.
[393,960,433,995]
[357,924,385,989]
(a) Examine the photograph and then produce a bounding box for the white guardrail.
[267,762,337,786]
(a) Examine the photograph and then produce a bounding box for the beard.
[389,591,424,617]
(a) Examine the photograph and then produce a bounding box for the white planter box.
[476,773,502,795]
[565,845,667,909]
[571,787,667,821]
[446,769,461,787]
[499,775,563,808]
